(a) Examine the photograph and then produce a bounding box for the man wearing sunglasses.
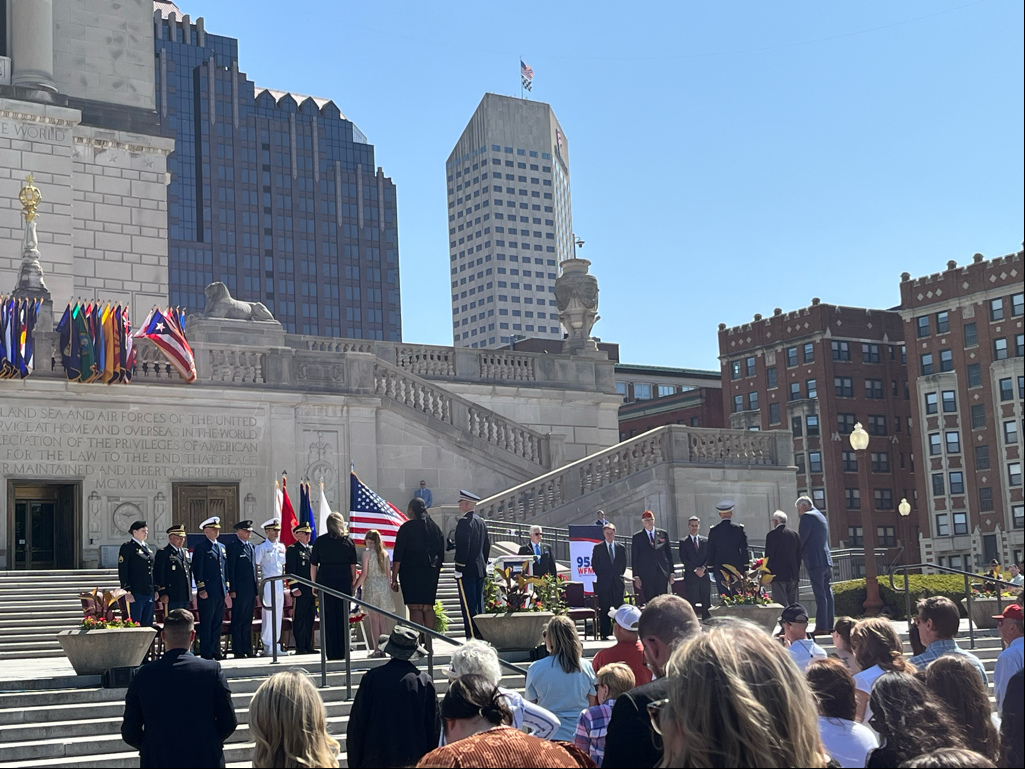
[518,526,557,578]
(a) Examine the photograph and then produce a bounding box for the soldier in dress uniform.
[254,517,287,655]
[705,500,750,598]
[285,522,316,655]
[192,516,231,660]
[118,520,156,627]
[453,490,490,640]
[154,523,192,612]
[226,520,258,658]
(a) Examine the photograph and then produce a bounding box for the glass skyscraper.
[447,94,573,349]
[154,6,400,339]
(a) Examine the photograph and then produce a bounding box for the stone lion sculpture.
[198,281,276,321]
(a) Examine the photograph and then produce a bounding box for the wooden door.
[173,484,239,533]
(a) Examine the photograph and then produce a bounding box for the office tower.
[154,3,401,339]
[447,94,573,348]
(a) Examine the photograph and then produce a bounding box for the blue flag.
[302,481,318,542]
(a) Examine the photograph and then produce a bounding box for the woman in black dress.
[311,512,358,660]
[391,497,445,633]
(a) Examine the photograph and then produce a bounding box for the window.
[941,390,957,413]
[635,384,652,400]
[871,452,890,472]
[812,489,826,511]
[932,473,945,496]
[786,347,798,367]
[999,378,1013,400]
[975,445,990,470]
[1013,293,1024,317]
[748,392,759,411]
[791,416,803,437]
[936,311,949,334]
[835,376,853,397]
[842,451,858,472]
[1005,421,1019,445]
[945,431,961,454]
[940,349,953,372]
[733,394,743,413]
[875,489,893,510]
[935,514,950,537]
[831,341,850,361]
[1013,504,1024,530]
[837,413,856,434]
[766,367,778,389]
[964,322,978,347]
[917,316,930,338]
[967,363,982,388]
[929,433,942,455]
[868,415,887,436]
[949,472,965,494]
[921,353,934,375]
[848,526,864,546]
[953,512,969,535]
[745,356,756,377]
[615,382,628,398]
[990,297,1004,321]
[1017,334,1024,357]
[846,488,861,510]
[1010,462,1022,486]
[809,452,823,473]
[979,487,994,512]
[862,343,880,363]
[994,338,1008,360]
[877,526,896,547]
[769,402,781,424]
[795,453,805,474]
[803,343,815,363]
[789,382,801,401]
[971,404,986,428]
[806,415,820,436]
[925,392,938,414]
[806,379,818,399]
[866,379,884,399]
[730,361,741,380]
[657,385,675,397]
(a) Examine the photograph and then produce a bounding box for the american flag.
[520,59,534,80]
[348,471,408,550]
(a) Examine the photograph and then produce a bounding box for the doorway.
[7,482,80,570]
[172,483,240,533]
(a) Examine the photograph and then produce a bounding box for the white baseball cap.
[608,604,641,631]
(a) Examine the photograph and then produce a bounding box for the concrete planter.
[961,597,1006,630]
[708,603,784,634]
[57,627,157,675]
[473,611,554,651]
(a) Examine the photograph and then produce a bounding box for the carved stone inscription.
[0,405,265,490]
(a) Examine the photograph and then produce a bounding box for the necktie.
[693,536,698,549]
[534,543,541,558]
[608,542,614,561]
[650,531,655,545]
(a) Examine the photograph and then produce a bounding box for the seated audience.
[346,626,440,767]
[590,604,651,686]
[922,655,999,764]
[573,662,634,765]
[910,597,988,684]
[416,675,593,768]
[830,616,860,673]
[864,671,964,768]
[525,615,597,742]
[999,668,1024,769]
[445,639,560,739]
[249,670,340,768]
[805,658,878,768]
[781,603,827,671]
[601,594,700,768]
[654,620,829,767]
[992,604,1024,716]
[850,617,912,723]
[900,749,996,768]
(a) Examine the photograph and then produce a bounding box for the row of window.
[796,450,894,475]
[920,335,1022,373]
[915,293,1024,338]
[730,341,902,381]
[848,525,898,548]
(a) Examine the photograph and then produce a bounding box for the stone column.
[10,0,57,93]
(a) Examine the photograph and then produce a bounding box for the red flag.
[279,476,298,547]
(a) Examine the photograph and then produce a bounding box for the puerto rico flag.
[134,307,196,383]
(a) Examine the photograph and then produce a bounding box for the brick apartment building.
[900,250,1024,570]
[614,364,724,440]
[718,301,918,556]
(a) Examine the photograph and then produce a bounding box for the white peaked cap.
[200,516,221,529]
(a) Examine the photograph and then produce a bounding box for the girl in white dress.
[354,529,392,657]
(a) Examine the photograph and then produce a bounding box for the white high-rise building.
[446,94,573,348]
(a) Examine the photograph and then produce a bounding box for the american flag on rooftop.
[348,471,408,550]
[520,59,534,80]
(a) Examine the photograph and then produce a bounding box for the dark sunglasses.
[646,698,669,735]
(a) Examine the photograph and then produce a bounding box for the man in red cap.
[630,510,674,605]
[993,603,1024,715]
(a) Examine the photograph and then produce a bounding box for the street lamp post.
[898,497,912,563]
[850,422,883,616]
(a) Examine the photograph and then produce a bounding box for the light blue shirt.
[525,655,597,741]
[910,639,988,684]
[994,635,1024,715]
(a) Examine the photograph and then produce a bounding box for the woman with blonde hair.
[849,617,912,722]
[311,511,358,660]
[353,529,391,657]
[655,621,828,768]
[249,670,340,768]
[525,615,597,741]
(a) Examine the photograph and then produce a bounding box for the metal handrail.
[260,573,529,698]
[888,562,1021,650]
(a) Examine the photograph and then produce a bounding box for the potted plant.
[708,559,783,633]
[961,580,1018,630]
[473,563,566,651]
[57,588,157,676]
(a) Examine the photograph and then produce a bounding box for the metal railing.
[889,563,1021,650]
[260,574,529,697]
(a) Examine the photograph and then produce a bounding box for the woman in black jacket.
[391,497,445,633]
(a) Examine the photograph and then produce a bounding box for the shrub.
[832,574,972,620]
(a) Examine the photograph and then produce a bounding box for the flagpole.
[520,54,523,99]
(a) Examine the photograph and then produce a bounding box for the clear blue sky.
[199,0,1023,369]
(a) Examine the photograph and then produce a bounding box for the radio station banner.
[568,525,604,594]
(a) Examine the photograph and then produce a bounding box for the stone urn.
[57,627,157,675]
[473,611,554,651]
[960,596,1006,630]
[708,603,784,634]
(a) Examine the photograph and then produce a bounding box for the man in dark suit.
[591,523,627,639]
[705,500,750,598]
[285,522,316,654]
[154,523,191,612]
[764,510,802,607]
[121,609,237,768]
[602,595,701,768]
[518,525,557,578]
[678,515,712,620]
[118,520,156,627]
[631,510,675,605]
[454,489,490,639]
[797,495,834,635]
[226,520,258,658]
[192,516,231,660]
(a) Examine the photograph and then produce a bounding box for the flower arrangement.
[79,587,130,624]
[433,599,450,634]
[719,558,775,606]
[484,564,567,615]
[971,579,1018,599]
[80,616,140,630]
